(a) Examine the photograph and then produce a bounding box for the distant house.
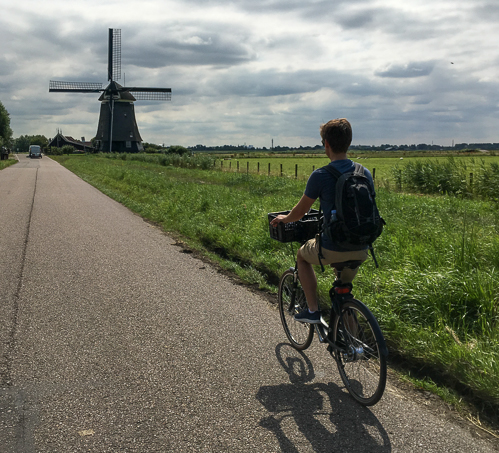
[48,132,94,152]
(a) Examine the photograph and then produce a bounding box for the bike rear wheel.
[332,299,387,406]
[278,269,314,350]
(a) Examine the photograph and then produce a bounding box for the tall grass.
[394,157,499,201]
[54,155,499,418]
[99,151,216,170]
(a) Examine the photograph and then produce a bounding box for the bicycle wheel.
[332,299,387,405]
[278,269,314,350]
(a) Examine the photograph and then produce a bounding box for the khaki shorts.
[299,235,369,283]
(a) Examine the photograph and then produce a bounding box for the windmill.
[49,29,171,153]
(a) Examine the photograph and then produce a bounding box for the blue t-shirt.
[304,159,374,251]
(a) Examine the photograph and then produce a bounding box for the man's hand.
[270,214,287,227]
[270,195,316,228]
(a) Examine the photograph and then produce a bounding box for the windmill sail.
[127,88,172,101]
[49,81,103,92]
[108,28,121,82]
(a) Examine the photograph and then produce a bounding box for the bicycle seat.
[330,260,364,271]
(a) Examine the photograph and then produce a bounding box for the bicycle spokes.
[278,270,314,351]
[333,301,387,406]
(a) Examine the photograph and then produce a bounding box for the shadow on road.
[256,343,391,452]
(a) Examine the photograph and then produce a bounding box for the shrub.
[44,146,64,156]
[164,145,190,156]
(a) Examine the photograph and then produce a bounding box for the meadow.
[52,153,498,427]
[213,153,499,188]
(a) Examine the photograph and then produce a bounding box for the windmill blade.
[49,81,103,92]
[125,87,172,101]
[108,28,121,82]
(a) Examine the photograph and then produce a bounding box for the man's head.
[320,118,352,154]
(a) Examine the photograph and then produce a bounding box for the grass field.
[215,154,499,188]
[52,153,498,429]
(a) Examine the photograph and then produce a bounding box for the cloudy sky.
[1,0,498,148]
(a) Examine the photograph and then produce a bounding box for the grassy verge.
[54,154,499,428]
[0,158,17,170]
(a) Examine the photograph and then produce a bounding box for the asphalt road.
[0,156,497,452]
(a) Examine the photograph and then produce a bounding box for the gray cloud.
[1,0,498,147]
[375,61,435,78]
[127,34,256,69]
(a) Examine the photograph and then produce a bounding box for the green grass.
[213,154,499,188]
[53,154,499,425]
[0,158,17,170]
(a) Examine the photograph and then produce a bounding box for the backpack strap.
[353,161,365,176]
[369,244,379,268]
[322,164,350,220]
[317,205,325,273]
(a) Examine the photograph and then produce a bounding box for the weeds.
[394,156,499,202]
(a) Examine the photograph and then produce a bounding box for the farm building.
[48,132,94,152]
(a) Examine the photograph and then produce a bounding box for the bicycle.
[269,210,388,406]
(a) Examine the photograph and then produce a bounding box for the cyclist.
[270,118,374,324]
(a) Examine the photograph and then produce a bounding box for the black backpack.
[321,162,385,265]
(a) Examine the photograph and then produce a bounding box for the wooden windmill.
[49,29,171,152]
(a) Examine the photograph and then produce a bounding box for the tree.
[30,135,49,148]
[13,135,32,153]
[13,134,49,152]
[0,100,13,148]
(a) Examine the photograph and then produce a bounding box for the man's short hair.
[320,118,352,154]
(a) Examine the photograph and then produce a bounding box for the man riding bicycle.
[270,119,374,324]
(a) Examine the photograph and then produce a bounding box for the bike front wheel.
[278,269,314,350]
[332,299,387,406]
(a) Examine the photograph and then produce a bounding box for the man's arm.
[270,194,316,226]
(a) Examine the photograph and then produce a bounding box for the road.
[0,156,497,452]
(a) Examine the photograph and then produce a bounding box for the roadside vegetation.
[53,153,498,429]
[0,159,16,170]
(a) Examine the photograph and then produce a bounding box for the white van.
[29,145,42,158]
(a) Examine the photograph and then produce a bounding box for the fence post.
[372,168,376,182]
[280,163,283,177]
[258,162,260,173]
[229,161,231,170]
[268,163,271,176]
[295,164,298,179]
[312,165,315,172]
[247,162,249,174]
[237,161,239,172]
[221,160,223,169]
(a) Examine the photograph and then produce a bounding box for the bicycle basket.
[268,209,321,243]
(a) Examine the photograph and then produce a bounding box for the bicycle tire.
[332,299,387,406]
[278,269,314,350]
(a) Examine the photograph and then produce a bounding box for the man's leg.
[297,238,370,314]
[297,248,319,312]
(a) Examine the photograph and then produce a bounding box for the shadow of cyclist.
[256,343,391,453]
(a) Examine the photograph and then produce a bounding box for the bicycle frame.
[289,261,388,359]
[314,285,355,355]
[277,240,388,405]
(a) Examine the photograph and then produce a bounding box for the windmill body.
[49,29,171,152]
[95,82,143,152]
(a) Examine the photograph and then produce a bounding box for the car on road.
[29,145,42,158]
